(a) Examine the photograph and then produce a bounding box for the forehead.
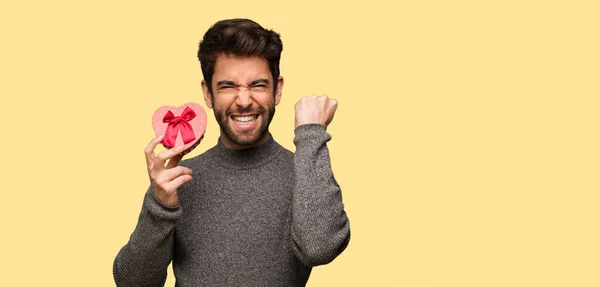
[212,53,272,83]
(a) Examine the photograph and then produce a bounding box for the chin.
[235,131,268,146]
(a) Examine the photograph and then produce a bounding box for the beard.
[214,101,276,146]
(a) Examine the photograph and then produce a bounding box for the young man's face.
[202,53,283,149]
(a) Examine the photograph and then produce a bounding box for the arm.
[291,96,351,266]
[113,190,181,286]
[113,135,193,286]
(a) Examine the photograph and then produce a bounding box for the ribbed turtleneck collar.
[209,135,283,170]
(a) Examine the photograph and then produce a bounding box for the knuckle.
[171,167,181,175]
[157,153,168,162]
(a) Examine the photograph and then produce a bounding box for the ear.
[201,80,213,109]
[274,76,284,106]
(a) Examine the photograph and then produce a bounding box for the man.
[113,18,350,286]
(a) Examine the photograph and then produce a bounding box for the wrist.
[151,189,180,208]
[293,124,330,147]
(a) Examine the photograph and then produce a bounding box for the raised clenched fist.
[294,95,338,129]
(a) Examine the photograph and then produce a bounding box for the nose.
[235,86,253,108]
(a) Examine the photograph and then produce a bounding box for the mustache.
[226,105,267,115]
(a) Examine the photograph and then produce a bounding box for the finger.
[328,98,338,111]
[155,146,185,170]
[155,166,193,185]
[162,174,193,193]
[166,152,184,169]
[318,94,328,109]
[145,135,165,168]
[326,98,338,126]
[296,96,307,108]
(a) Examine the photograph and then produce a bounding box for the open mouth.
[231,114,259,127]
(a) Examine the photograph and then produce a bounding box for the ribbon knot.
[162,106,197,148]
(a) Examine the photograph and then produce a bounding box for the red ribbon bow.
[162,106,197,148]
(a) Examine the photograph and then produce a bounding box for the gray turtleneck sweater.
[113,124,350,286]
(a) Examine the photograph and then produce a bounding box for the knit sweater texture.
[113,124,350,286]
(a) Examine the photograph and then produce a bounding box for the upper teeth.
[234,116,254,122]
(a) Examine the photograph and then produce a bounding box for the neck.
[211,133,280,170]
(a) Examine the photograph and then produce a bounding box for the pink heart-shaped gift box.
[152,102,207,155]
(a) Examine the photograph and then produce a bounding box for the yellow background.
[1,0,598,286]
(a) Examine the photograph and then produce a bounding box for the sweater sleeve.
[291,124,351,266]
[113,188,182,287]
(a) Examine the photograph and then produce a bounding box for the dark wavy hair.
[198,19,283,95]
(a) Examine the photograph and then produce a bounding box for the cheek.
[254,94,276,107]
[212,96,235,110]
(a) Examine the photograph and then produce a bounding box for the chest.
[175,166,296,255]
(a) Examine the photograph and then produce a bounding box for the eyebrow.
[249,79,270,86]
[216,80,236,87]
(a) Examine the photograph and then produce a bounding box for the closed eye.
[216,80,237,90]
